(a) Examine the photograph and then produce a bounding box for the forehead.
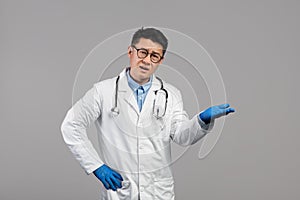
[135,38,163,53]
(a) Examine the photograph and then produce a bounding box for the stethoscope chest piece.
[110,107,120,117]
[153,89,168,119]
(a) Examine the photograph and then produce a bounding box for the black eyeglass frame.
[131,45,164,63]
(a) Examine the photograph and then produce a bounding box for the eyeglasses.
[131,45,163,63]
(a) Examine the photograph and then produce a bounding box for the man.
[61,27,235,200]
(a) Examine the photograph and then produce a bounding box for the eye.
[151,53,161,62]
[151,54,160,59]
[138,49,148,57]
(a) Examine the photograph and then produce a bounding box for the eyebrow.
[139,47,162,55]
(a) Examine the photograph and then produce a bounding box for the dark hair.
[131,27,168,56]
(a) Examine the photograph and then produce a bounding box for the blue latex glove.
[93,164,123,191]
[200,103,235,124]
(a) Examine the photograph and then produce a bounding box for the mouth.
[139,66,150,71]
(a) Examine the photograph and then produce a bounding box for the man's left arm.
[170,91,235,146]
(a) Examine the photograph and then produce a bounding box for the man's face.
[128,38,164,85]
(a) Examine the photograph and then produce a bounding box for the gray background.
[1,0,299,199]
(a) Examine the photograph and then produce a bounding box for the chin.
[139,74,150,81]
[139,75,148,80]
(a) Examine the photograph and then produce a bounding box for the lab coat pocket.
[117,180,138,200]
[116,180,132,200]
[99,180,134,200]
[154,177,175,200]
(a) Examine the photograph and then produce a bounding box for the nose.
[142,54,152,64]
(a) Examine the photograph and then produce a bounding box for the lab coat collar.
[118,67,161,93]
[117,67,161,116]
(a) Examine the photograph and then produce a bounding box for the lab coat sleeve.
[170,90,214,146]
[61,84,104,174]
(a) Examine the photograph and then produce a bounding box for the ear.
[127,46,132,57]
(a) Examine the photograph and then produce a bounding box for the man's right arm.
[61,84,104,174]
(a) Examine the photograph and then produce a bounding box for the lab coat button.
[140,186,144,192]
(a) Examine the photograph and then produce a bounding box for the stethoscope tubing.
[111,74,168,118]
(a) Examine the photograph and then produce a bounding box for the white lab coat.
[61,68,214,200]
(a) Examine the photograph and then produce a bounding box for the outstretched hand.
[93,164,123,191]
[200,103,235,124]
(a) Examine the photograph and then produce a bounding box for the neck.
[129,70,149,85]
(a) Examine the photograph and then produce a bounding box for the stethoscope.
[111,75,168,119]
